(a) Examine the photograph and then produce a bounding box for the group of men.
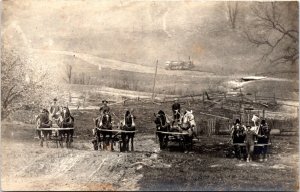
[231,117,271,162]
[97,97,182,126]
[38,98,74,127]
[45,97,271,161]
[37,98,61,128]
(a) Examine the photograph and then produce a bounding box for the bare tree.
[63,64,73,84]
[226,1,239,29]
[63,64,73,102]
[245,2,298,66]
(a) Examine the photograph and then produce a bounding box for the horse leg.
[39,131,43,147]
[110,133,114,151]
[121,133,126,152]
[126,135,130,152]
[98,131,102,150]
[59,131,64,148]
[131,135,134,152]
[188,136,193,151]
[40,137,44,147]
[66,132,69,148]
[93,131,99,150]
[263,146,268,161]
[102,133,107,150]
[69,130,73,148]
[55,131,59,148]
[158,133,164,150]
[46,131,50,148]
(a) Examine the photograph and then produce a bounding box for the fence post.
[273,91,276,103]
[202,92,205,104]
[263,109,265,119]
[254,91,257,102]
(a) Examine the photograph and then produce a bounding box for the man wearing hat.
[49,98,60,121]
[99,99,110,116]
[245,125,257,162]
[171,98,181,127]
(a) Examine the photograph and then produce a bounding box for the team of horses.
[92,110,136,152]
[36,107,74,148]
[35,105,270,161]
[231,118,271,162]
[154,109,197,152]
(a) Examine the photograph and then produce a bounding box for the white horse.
[251,114,260,134]
[179,110,198,151]
[181,110,197,133]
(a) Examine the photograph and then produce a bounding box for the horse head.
[101,112,112,129]
[154,110,171,132]
[181,110,196,129]
[36,109,52,128]
[124,110,135,127]
[57,106,74,128]
[62,107,71,119]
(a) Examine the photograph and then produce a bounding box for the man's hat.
[102,100,108,103]
[174,98,178,101]
[53,98,58,101]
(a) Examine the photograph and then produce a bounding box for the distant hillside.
[2,1,298,77]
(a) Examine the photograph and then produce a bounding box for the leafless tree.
[63,64,73,102]
[226,1,239,29]
[63,64,73,84]
[245,2,298,66]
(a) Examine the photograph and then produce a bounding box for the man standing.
[49,98,60,121]
[172,98,181,127]
[245,125,257,162]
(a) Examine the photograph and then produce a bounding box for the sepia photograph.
[1,0,299,191]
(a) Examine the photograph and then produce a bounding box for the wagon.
[231,141,272,160]
[156,130,195,152]
[35,124,75,148]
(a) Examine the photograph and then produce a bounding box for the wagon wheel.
[162,135,169,149]
[93,137,99,150]
[92,129,99,150]
[178,136,184,151]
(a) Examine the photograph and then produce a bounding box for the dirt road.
[1,122,298,191]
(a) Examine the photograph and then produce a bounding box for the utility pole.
[152,60,158,101]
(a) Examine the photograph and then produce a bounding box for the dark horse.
[120,110,136,152]
[94,112,113,150]
[257,120,271,161]
[56,106,75,148]
[36,109,52,147]
[154,110,170,150]
[231,119,246,159]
